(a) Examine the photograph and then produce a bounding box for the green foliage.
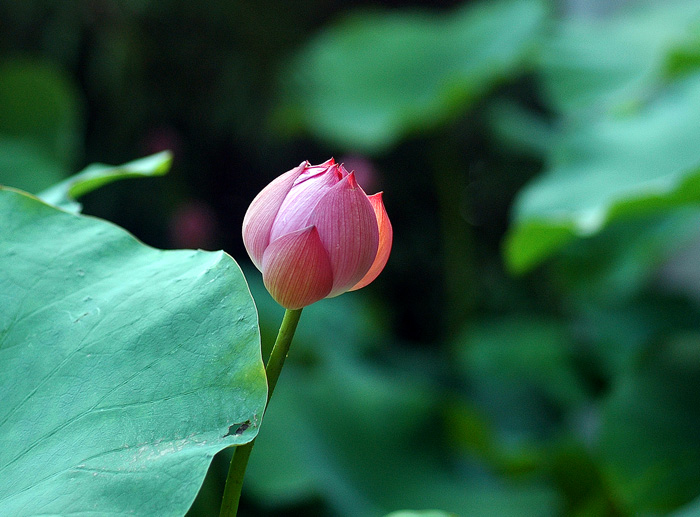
[505,0,700,272]
[0,59,82,165]
[0,59,83,192]
[458,316,587,411]
[506,71,700,272]
[276,0,546,154]
[236,279,561,517]
[38,151,173,213]
[0,188,267,515]
[538,0,700,113]
[599,337,700,512]
[547,209,700,307]
[244,363,559,517]
[671,495,700,517]
[4,0,700,515]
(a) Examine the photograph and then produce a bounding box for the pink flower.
[242,158,392,309]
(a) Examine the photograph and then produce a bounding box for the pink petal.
[269,161,343,242]
[350,192,393,291]
[262,225,334,309]
[308,172,379,297]
[242,162,306,269]
[337,162,351,179]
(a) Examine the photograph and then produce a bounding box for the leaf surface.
[0,188,266,516]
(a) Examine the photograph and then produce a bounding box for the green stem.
[219,308,303,517]
[262,308,303,399]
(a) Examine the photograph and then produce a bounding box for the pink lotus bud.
[242,159,393,309]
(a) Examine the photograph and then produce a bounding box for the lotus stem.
[219,308,303,517]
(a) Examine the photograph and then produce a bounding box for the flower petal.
[308,172,379,297]
[337,162,351,179]
[242,162,306,269]
[262,225,333,310]
[350,192,392,291]
[269,161,343,242]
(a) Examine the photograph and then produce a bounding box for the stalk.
[219,308,303,517]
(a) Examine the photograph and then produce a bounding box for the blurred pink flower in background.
[169,200,218,250]
[142,125,182,157]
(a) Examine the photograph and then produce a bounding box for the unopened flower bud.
[242,159,392,309]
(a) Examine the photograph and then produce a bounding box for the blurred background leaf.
[598,335,700,513]
[538,0,700,114]
[506,71,700,272]
[0,58,83,192]
[275,0,546,154]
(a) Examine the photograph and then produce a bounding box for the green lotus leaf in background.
[0,58,84,193]
[457,316,587,412]
[275,0,546,154]
[0,58,83,167]
[547,209,700,306]
[0,137,68,196]
[505,71,700,273]
[243,363,559,517]
[504,0,700,274]
[598,335,700,514]
[539,0,700,114]
[0,188,267,516]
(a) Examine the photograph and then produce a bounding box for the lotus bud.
[242,159,393,309]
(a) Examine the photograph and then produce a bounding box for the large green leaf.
[275,0,546,154]
[505,72,700,273]
[0,188,266,516]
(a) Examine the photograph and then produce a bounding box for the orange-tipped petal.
[309,172,379,297]
[350,192,392,291]
[242,162,306,270]
[262,225,333,310]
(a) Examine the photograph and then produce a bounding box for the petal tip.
[345,171,359,190]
